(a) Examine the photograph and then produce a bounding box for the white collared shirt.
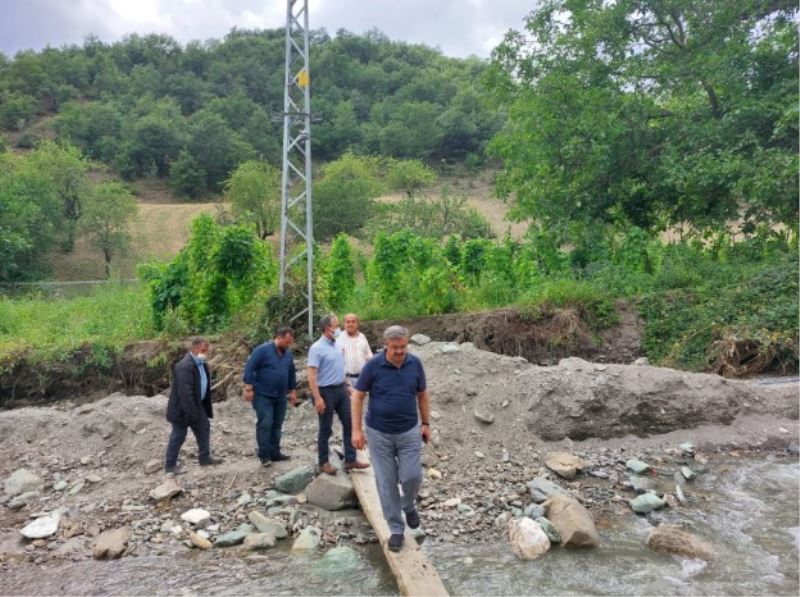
[336,331,373,376]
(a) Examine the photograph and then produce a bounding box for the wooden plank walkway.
[349,450,449,597]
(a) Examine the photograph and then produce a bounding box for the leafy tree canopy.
[487,0,798,236]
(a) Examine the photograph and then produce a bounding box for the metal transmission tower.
[278,0,314,336]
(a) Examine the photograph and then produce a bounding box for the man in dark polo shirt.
[351,325,431,552]
[242,326,297,467]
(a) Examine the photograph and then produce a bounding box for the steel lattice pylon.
[278,0,314,336]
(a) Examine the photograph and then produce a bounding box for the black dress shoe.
[164,464,185,475]
[199,456,223,466]
[260,458,272,467]
[405,509,420,529]
[272,453,291,462]
[387,533,404,552]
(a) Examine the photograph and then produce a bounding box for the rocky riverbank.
[0,341,797,584]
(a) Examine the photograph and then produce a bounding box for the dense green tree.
[313,152,384,240]
[80,182,138,277]
[385,158,437,198]
[116,96,185,178]
[56,101,122,161]
[0,152,61,280]
[0,94,37,130]
[183,109,255,193]
[27,141,91,251]
[488,0,799,235]
[225,160,281,239]
[168,149,207,199]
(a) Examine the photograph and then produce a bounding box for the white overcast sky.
[0,0,536,59]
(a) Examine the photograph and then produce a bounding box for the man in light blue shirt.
[308,314,369,475]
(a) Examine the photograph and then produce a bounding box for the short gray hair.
[190,336,208,349]
[318,314,337,332]
[383,325,409,341]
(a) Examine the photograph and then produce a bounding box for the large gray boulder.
[305,473,357,511]
[543,493,600,547]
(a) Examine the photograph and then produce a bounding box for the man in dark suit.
[165,337,223,474]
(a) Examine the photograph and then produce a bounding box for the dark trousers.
[317,384,357,465]
[165,410,210,467]
[253,394,288,460]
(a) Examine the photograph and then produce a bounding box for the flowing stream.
[1,457,797,596]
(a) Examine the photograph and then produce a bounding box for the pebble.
[181,508,211,526]
[473,410,495,425]
[20,511,62,539]
[189,532,212,550]
[626,459,651,474]
[144,460,162,475]
[428,468,442,480]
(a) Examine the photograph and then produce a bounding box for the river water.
[1,457,797,596]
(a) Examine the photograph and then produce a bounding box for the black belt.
[346,373,359,377]
[320,382,346,389]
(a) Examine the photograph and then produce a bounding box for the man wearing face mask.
[308,314,370,475]
[164,337,223,474]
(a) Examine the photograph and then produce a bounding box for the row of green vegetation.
[0,28,501,198]
[3,218,796,374]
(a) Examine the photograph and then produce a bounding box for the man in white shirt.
[336,313,373,387]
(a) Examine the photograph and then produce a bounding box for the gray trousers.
[366,424,423,535]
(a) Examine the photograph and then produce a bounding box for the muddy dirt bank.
[2,304,642,408]
[360,302,643,366]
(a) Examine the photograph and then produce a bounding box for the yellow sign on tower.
[297,69,309,89]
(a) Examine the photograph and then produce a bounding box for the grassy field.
[43,169,519,281]
[0,285,154,356]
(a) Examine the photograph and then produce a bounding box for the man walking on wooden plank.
[351,325,431,552]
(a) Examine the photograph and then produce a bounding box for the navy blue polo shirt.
[355,351,426,434]
[242,341,297,398]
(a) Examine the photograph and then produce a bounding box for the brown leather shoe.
[320,462,337,475]
[345,460,370,471]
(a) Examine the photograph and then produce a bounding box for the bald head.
[344,313,360,337]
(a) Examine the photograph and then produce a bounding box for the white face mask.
[333,328,341,339]
[196,352,208,362]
